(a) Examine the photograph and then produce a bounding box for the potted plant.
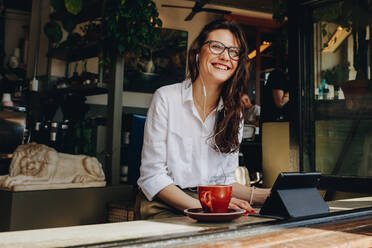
[44,0,82,48]
[44,0,163,86]
[45,0,162,56]
[322,62,350,99]
[101,0,162,57]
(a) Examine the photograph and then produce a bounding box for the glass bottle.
[318,78,328,100]
[58,120,74,154]
[31,121,42,144]
[49,122,58,149]
[41,121,51,145]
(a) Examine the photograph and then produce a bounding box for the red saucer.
[184,208,245,222]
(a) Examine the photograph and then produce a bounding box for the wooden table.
[175,213,372,248]
[1,197,372,248]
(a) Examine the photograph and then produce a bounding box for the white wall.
[4,9,30,67]
[85,91,153,108]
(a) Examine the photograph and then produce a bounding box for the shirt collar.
[182,78,225,112]
[182,78,193,105]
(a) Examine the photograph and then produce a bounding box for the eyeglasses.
[203,40,240,61]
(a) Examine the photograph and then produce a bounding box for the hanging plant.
[44,21,63,44]
[64,0,83,15]
[45,0,82,45]
[102,0,163,56]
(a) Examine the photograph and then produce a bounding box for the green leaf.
[155,19,162,27]
[50,0,64,13]
[62,13,78,33]
[102,0,163,56]
[44,21,63,43]
[64,0,82,15]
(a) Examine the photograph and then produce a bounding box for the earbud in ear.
[196,54,199,64]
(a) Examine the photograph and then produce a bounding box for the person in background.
[136,19,270,220]
[241,94,260,127]
[262,69,290,122]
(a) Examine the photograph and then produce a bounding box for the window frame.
[288,0,372,194]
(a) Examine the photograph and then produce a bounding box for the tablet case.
[259,173,330,219]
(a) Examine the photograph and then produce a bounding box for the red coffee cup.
[197,185,232,213]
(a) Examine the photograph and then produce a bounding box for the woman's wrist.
[192,198,202,209]
[252,187,270,206]
[249,186,255,205]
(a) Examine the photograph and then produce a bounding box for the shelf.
[45,83,108,97]
[314,100,372,120]
[48,42,100,62]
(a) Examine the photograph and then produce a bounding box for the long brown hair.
[188,19,250,153]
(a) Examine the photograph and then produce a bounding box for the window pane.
[311,0,372,177]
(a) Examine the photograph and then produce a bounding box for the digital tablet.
[258,172,328,219]
[270,172,322,191]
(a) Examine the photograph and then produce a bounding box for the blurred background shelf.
[47,42,100,62]
[314,100,372,120]
[44,83,108,97]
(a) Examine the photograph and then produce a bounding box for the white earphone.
[196,54,199,70]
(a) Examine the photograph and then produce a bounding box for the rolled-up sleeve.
[137,90,173,201]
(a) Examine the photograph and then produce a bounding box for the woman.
[136,19,270,220]
[242,94,260,127]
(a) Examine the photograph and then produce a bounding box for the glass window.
[310,0,372,177]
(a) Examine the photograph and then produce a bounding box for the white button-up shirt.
[137,79,242,201]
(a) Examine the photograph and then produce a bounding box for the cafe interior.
[0,0,372,247]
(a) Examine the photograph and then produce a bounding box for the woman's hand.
[229,197,255,214]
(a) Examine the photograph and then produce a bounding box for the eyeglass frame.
[203,40,241,61]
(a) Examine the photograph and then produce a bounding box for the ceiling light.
[248,41,272,59]
[322,26,351,53]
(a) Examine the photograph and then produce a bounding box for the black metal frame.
[320,175,372,194]
[289,0,372,194]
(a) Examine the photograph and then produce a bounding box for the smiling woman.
[135,19,270,220]
[187,21,250,153]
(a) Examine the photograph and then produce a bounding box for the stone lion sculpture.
[0,143,106,191]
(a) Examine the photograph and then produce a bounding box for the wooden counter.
[177,216,372,248]
[1,197,372,248]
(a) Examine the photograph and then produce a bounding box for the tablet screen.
[271,172,322,190]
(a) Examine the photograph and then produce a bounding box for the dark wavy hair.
[187,19,251,153]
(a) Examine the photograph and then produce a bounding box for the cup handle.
[200,191,213,212]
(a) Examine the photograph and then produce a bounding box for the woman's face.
[198,29,239,86]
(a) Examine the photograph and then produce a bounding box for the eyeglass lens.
[207,40,240,60]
